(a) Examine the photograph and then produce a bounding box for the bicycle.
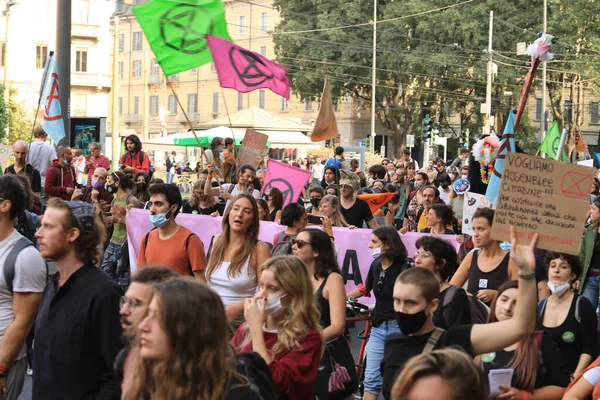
[346,297,373,398]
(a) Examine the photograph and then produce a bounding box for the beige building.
[0,0,112,119]
[110,0,386,154]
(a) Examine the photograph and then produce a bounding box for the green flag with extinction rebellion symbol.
[539,120,568,162]
[133,0,232,76]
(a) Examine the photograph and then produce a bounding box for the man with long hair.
[33,199,123,400]
[0,175,47,399]
[119,134,150,175]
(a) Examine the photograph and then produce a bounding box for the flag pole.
[219,86,237,160]
[555,128,567,161]
[26,51,54,162]
[166,81,224,185]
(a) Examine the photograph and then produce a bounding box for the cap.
[65,201,95,233]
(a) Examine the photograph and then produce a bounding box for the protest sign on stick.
[238,129,268,168]
[491,153,594,254]
[0,145,11,171]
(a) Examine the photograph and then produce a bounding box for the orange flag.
[357,193,397,214]
[310,77,338,142]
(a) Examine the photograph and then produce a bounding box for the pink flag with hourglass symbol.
[206,35,290,100]
[262,160,311,206]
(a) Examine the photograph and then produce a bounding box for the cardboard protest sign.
[491,153,594,254]
[462,192,493,236]
[238,129,268,168]
[0,145,11,171]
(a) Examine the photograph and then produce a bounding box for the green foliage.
[0,86,10,143]
[0,86,34,146]
[273,0,600,157]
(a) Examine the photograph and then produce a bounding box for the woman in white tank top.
[205,193,270,326]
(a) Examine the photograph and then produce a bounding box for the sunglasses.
[291,239,311,249]
[377,269,387,292]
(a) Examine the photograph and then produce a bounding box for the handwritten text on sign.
[491,153,594,254]
[238,129,268,168]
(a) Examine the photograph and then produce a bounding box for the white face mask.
[370,247,382,258]
[547,281,571,297]
[449,174,456,181]
[259,294,287,316]
[461,174,468,179]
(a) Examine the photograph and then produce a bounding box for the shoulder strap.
[228,184,235,194]
[575,295,583,323]
[5,236,34,293]
[143,227,158,249]
[185,233,196,276]
[139,151,145,165]
[124,152,130,163]
[422,328,445,355]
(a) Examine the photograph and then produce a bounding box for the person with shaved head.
[6,141,42,214]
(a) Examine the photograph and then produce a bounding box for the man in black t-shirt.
[381,233,541,399]
[339,170,378,228]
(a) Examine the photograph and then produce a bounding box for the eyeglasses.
[377,269,387,292]
[414,251,431,259]
[291,239,311,249]
[120,296,143,312]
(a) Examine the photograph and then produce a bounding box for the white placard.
[462,192,492,236]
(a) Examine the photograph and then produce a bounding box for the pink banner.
[262,160,312,207]
[207,35,290,100]
[127,209,460,305]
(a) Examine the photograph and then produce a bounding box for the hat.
[65,201,95,233]
[339,169,360,190]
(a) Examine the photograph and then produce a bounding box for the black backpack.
[125,151,154,179]
[441,284,489,324]
[233,352,276,400]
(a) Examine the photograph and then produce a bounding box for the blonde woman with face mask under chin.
[231,256,323,400]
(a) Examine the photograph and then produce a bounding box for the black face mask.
[310,198,321,208]
[263,194,269,201]
[440,183,449,189]
[136,183,147,192]
[394,308,428,335]
[106,184,117,194]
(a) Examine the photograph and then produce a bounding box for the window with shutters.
[237,92,244,111]
[260,12,268,32]
[212,93,219,114]
[132,60,141,78]
[118,34,124,53]
[168,95,177,114]
[75,50,87,72]
[187,94,197,114]
[118,97,123,116]
[118,62,123,79]
[281,97,288,112]
[132,31,143,51]
[259,90,266,109]
[591,101,599,124]
[260,46,267,57]
[149,96,158,115]
[133,96,140,115]
[36,45,48,69]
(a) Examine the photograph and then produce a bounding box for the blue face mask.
[149,208,173,228]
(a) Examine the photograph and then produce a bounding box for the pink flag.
[262,160,311,206]
[206,35,290,100]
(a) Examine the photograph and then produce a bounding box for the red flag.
[206,35,290,100]
[357,193,397,214]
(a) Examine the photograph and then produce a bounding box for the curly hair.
[237,256,323,355]
[414,236,458,281]
[46,198,106,266]
[127,278,248,399]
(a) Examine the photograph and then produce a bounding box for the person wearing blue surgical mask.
[232,255,323,400]
[346,227,411,400]
[138,183,208,279]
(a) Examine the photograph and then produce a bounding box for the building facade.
[0,0,112,119]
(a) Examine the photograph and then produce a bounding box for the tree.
[0,86,35,145]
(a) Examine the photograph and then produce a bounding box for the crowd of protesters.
[3,131,600,400]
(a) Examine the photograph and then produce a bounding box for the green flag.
[133,0,231,76]
[539,121,568,161]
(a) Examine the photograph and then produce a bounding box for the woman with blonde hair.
[391,348,488,400]
[319,194,351,227]
[206,194,271,326]
[126,278,275,400]
[232,255,323,400]
[182,179,220,216]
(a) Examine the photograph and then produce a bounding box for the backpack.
[143,229,196,275]
[441,284,489,325]
[271,232,294,256]
[124,151,154,179]
[537,295,585,322]
[4,236,49,293]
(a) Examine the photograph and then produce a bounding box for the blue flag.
[41,56,65,143]
[485,111,516,207]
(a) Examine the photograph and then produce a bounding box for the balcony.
[72,23,100,41]
[148,74,161,84]
[125,114,141,123]
[179,112,199,122]
[71,72,111,89]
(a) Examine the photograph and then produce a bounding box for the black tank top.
[466,250,510,301]
[315,274,332,329]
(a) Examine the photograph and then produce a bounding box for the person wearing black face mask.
[133,171,150,204]
[306,186,324,215]
[437,172,452,204]
[380,227,541,400]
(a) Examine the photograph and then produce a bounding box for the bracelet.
[518,271,536,280]
[522,390,529,400]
